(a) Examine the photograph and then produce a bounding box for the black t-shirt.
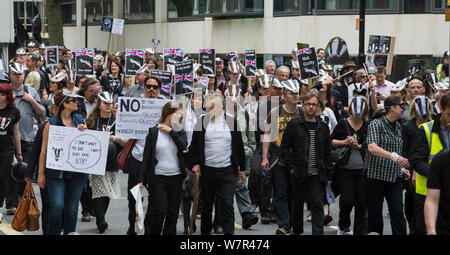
[94,116,119,172]
[0,106,21,151]
[427,149,450,235]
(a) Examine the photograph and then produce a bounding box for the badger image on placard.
[379,36,392,54]
[101,17,113,32]
[150,70,173,99]
[325,37,350,65]
[368,35,380,54]
[174,60,194,96]
[199,49,215,76]
[75,49,95,75]
[296,47,319,80]
[245,50,257,77]
[408,59,423,76]
[125,49,145,75]
[163,48,184,71]
[374,55,388,67]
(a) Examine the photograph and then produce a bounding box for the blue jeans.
[272,163,292,230]
[46,174,87,235]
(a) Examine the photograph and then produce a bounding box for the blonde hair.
[24,71,41,91]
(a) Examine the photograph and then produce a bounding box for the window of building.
[123,0,155,22]
[404,0,431,13]
[432,0,446,12]
[85,0,113,24]
[61,0,76,25]
[168,0,263,19]
[274,0,301,13]
[14,1,46,32]
[316,0,397,13]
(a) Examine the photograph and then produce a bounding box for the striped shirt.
[306,121,319,175]
[364,116,403,183]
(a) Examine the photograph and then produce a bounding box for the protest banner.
[112,18,125,35]
[199,49,215,76]
[150,70,173,99]
[364,54,378,74]
[45,46,58,67]
[325,37,350,65]
[75,49,95,75]
[115,97,169,139]
[245,50,257,77]
[46,126,109,175]
[174,60,194,96]
[163,48,184,71]
[125,49,145,75]
[367,35,396,75]
[296,47,320,80]
[408,58,423,76]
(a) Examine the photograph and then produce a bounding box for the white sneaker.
[337,228,345,235]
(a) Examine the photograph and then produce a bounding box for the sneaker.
[242,214,259,229]
[337,228,345,235]
[261,216,271,224]
[6,208,16,215]
[81,212,91,222]
[324,215,333,225]
[276,227,289,235]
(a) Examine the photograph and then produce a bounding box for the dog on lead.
[181,169,197,234]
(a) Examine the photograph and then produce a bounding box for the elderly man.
[265,60,276,75]
[125,64,149,98]
[275,66,290,83]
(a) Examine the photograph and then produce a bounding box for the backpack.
[117,139,136,172]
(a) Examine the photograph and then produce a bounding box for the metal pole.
[85,7,88,48]
[358,0,366,68]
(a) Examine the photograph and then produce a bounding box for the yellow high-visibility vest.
[416,120,444,196]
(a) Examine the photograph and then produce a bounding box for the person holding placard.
[37,90,88,235]
[100,58,124,101]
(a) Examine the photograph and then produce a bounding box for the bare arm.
[37,123,50,189]
[13,123,22,164]
[425,188,440,235]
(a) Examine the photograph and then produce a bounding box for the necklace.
[96,116,112,132]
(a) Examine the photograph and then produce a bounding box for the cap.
[299,79,308,85]
[282,79,299,93]
[215,57,224,63]
[16,48,26,55]
[39,44,46,49]
[392,80,407,92]
[27,42,36,47]
[9,62,25,74]
[50,72,68,83]
[145,48,154,54]
[58,90,85,107]
[0,70,10,83]
[98,91,113,104]
[94,55,103,62]
[444,51,449,59]
[340,61,357,75]
[271,77,284,88]
[414,96,430,120]
[434,82,450,91]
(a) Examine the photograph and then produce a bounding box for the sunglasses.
[144,85,160,90]
[398,102,408,110]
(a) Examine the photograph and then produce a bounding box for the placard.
[101,17,113,32]
[296,43,310,50]
[174,60,194,96]
[364,54,378,74]
[199,49,215,76]
[45,46,58,67]
[368,35,392,54]
[368,35,380,53]
[125,49,145,75]
[325,37,350,65]
[296,47,319,80]
[244,50,257,77]
[152,39,160,47]
[408,59,423,76]
[111,18,124,35]
[163,48,184,71]
[46,126,109,175]
[75,49,95,75]
[115,97,169,139]
[150,70,172,99]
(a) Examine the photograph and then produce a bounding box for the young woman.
[365,95,411,235]
[100,58,124,102]
[47,72,67,102]
[37,90,88,235]
[141,101,187,235]
[0,80,22,222]
[85,92,127,233]
[331,96,369,235]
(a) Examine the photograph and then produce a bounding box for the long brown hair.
[85,98,105,130]
[159,101,183,124]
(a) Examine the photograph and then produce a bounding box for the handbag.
[27,183,40,231]
[331,119,352,165]
[117,139,136,172]
[12,181,40,232]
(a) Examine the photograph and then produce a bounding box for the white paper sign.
[111,18,124,35]
[46,126,110,175]
[130,184,149,234]
[115,97,168,139]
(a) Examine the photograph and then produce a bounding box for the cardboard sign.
[296,47,320,80]
[111,18,125,35]
[163,48,184,71]
[368,35,380,53]
[75,49,95,75]
[125,49,145,75]
[368,35,392,54]
[174,60,194,96]
[46,126,109,175]
[115,97,168,139]
[364,54,378,74]
[325,37,350,65]
[45,46,58,67]
[244,50,257,77]
[199,49,215,76]
[150,70,172,99]
[101,17,113,32]
[408,59,423,76]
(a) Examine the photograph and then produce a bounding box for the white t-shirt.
[131,138,146,162]
[155,130,181,176]
[204,113,232,168]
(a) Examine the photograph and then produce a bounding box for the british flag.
[75,49,95,57]
[197,77,208,88]
[199,49,213,54]
[161,83,172,94]
[296,48,312,55]
[126,49,145,58]
[245,59,256,67]
[164,48,184,57]
[175,72,193,84]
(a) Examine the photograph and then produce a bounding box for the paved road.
[0,172,397,235]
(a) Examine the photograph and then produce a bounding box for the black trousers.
[126,156,142,234]
[0,149,14,209]
[336,168,367,234]
[80,180,94,216]
[92,196,110,226]
[200,165,236,235]
[414,193,426,235]
[146,174,183,235]
[365,177,407,235]
[40,187,50,235]
[291,174,325,235]
[404,178,416,234]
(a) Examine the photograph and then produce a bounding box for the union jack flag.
[161,83,172,94]
[245,59,256,67]
[296,48,312,55]
[175,72,193,84]
[75,49,95,57]
[126,49,145,58]
[197,77,208,88]
[199,49,213,54]
[164,48,184,57]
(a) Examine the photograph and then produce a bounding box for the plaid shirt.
[364,116,403,183]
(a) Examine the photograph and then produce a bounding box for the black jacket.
[141,126,188,187]
[188,113,246,176]
[402,118,419,160]
[280,115,334,185]
[410,117,449,178]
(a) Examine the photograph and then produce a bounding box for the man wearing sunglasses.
[143,76,161,99]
